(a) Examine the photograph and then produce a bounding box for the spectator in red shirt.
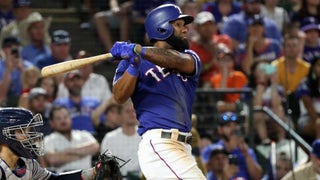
[210,43,248,113]
[190,11,232,88]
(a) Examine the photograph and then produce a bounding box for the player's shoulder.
[184,49,200,61]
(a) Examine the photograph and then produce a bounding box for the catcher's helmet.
[145,3,194,42]
[0,107,44,158]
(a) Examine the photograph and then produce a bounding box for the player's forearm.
[113,72,137,104]
[135,45,195,74]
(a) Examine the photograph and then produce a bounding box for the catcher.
[0,107,122,180]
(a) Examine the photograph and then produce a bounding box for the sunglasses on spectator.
[219,112,238,125]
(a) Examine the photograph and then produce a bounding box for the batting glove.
[127,55,141,76]
[110,41,136,59]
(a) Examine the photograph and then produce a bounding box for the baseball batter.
[111,4,206,179]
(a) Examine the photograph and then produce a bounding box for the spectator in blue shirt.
[296,55,320,141]
[289,0,320,28]
[35,29,72,69]
[53,70,100,134]
[221,0,281,51]
[300,17,320,63]
[236,14,282,75]
[0,0,14,31]
[0,36,33,107]
[202,112,263,180]
[206,144,239,180]
[21,12,51,65]
[201,0,242,30]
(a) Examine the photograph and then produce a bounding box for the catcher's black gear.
[94,150,130,180]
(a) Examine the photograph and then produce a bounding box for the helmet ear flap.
[156,21,174,38]
[157,27,168,33]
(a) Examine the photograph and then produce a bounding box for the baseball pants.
[138,129,207,180]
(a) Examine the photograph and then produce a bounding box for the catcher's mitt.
[94,150,130,180]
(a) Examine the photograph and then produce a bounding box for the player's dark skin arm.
[114,45,196,104]
[113,70,137,104]
[135,44,196,75]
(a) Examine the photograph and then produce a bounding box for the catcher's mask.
[0,107,44,159]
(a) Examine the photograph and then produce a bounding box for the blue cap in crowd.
[2,36,20,48]
[300,17,320,32]
[312,139,320,158]
[202,144,228,163]
[51,30,71,44]
[13,0,31,8]
[218,111,239,126]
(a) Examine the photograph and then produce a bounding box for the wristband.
[134,45,146,57]
[140,47,146,57]
[127,64,139,76]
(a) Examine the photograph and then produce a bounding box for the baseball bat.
[41,53,113,77]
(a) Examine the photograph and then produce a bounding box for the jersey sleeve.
[184,49,202,78]
[112,60,130,85]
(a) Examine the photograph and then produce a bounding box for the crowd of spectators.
[1,0,320,179]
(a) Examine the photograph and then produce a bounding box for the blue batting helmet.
[145,3,194,42]
[0,107,44,159]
